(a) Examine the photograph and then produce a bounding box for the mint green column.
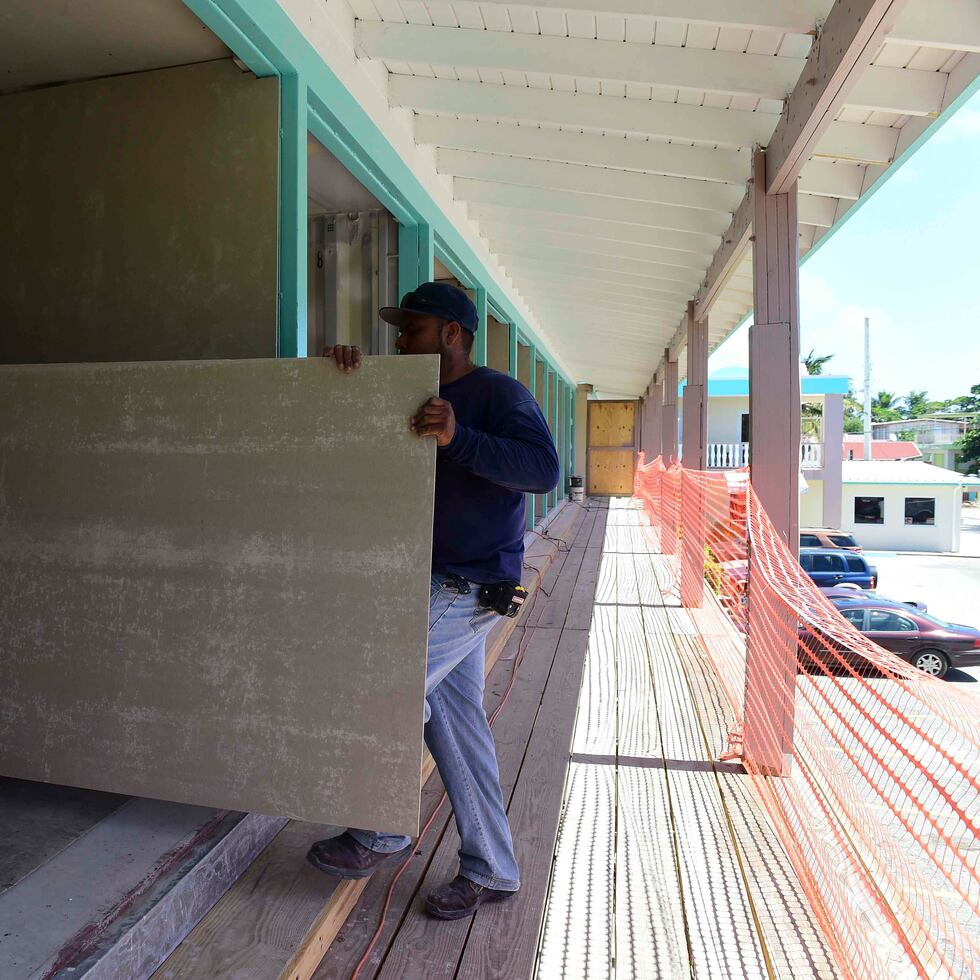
[397,223,434,299]
[278,73,307,357]
[527,346,537,530]
[474,286,488,367]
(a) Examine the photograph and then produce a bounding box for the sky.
[709,87,980,403]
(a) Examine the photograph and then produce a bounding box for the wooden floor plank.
[153,820,349,980]
[368,628,565,980]
[564,546,603,631]
[617,764,693,980]
[570,606,617,757]
[616,605,658,759]
[533,546,586,629]
[533,763,615,980]
[663,768,768,979]
[454,629,590,980]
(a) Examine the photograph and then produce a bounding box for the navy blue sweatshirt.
[433,367,560,584]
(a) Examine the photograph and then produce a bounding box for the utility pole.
[863,317,872,460]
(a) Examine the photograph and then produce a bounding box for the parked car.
[819,598,980,679]
[800,548,878,590]
[820,587,927,613]
[800,528,862,552]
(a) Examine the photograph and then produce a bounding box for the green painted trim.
[397,223,435,299]
[474,286,488,367]
[278,73,307,357]
[184,0,573,386]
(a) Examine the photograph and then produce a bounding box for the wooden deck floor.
[535,499,839,980]
[162,497,839,979]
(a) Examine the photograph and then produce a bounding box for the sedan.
[805,598,980,679]
[820,587,927,613]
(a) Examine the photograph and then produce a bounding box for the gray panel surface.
[0,357,438,834]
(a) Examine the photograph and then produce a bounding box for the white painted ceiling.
[347,0,980,395]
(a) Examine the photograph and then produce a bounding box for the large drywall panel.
[0,357,438,835]
[0,59,278,364]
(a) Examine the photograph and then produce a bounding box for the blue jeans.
[348,575,521,891]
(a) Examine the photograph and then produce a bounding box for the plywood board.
[588,400,636,447]
[588,448,635,495]
[0,356,438,835]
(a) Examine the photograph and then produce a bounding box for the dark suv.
[800,548,877,589]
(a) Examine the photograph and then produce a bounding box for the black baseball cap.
[379,282,479,333]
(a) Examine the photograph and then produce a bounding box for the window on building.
[740,413,750,443]
[866,610,916,632]
[811,553,845,573]
[854,496,884,524]
[905,497,936,525]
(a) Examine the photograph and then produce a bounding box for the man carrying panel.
[307,282,560,920]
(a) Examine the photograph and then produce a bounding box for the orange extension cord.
[350,512,582,979]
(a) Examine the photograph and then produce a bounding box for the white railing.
[706,442,750,468]
[705,442,825,470]
[800,442,824,469]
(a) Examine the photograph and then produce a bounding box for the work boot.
[424,875,516,920]
[306,832,409,880]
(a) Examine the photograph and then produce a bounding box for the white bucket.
[571,486,585,503]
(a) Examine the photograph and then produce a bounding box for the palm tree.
[803,349,834,376]
[872,390,902,422]
[902,390,930,419]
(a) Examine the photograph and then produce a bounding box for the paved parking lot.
[864,550,980,691]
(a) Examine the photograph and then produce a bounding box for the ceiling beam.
[408,0,979,52]
[455,179,730,236]
[889,1,980,52]
[512,275,701,307]
[479,225,708,271]
[692,191,753,322]
[493,242,702,285]
[438,149,742,213]
[500,258,694,296]
[467,204,718,256]
[421,117,866,199]
[458,0,826,35]
[360,23,943,115]
[767,0,910,194]
[357,22,801,100]
[521,291,685,318]
[393,76,900,163]
[417,115,747,184]
[500,246,700,288]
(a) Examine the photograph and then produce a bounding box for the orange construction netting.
[635,454,979,980]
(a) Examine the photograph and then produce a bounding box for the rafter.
[455,180,730,236]
[392,76,900,163]
[498,241,701,285]
[478,224,708,271]
[438,150,741,213]
[767,0,909,193]
[360,23,944,115]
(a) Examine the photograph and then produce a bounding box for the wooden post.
[822,393,844,528]
[744,147,801,776]
[681,304,709,607]
[681,305,708,471]
[649,377,663,461]
[661,350,678,463]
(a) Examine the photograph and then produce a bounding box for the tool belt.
[435,571,529,619]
